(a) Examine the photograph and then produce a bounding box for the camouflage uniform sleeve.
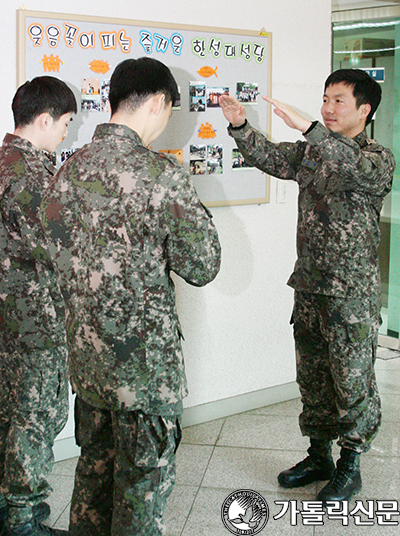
[162,167,221,287]
[304,121,396,195]
[40,175,81,300]
[1,169,53,269]
[228,121,307,180]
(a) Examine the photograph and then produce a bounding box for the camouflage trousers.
[69,397,182,536]
[0,346,68,522]
[292,291,382,453]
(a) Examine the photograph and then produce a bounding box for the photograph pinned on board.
[101,79,110,113]
[189,82,206,112]
[81,78,101,112]
[206,87,229,108]
[207,144,223,174]
[172,86,181,110]
[60,148,78,164]
[190,144,206,175]
[232,148,254,170]
[190,97,206,112]
[236,82,259,104]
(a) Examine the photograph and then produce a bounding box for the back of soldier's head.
[109,57,179,115]
[12,76,77,129]
[324,68,381,125]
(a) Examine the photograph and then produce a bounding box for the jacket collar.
[92,123,144,146]
[2,133,56,173]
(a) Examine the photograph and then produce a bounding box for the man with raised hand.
[220,69,395,503]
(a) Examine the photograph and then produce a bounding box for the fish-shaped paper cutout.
[197,66,218,78]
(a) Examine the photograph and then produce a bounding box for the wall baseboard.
[53,381,300,462]
[182,381,300,427]
[53,436,81,463]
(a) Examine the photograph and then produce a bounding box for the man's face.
[44,112,72,153]
[321,82,369,138]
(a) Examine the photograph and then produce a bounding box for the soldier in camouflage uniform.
[220,69,395,502]
[0,77,77,535]
[41,57,221,536]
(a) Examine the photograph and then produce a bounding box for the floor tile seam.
[214,443,309,452]
[182,438,316,448]
[194,484,267,492]
[178,489,199,536]
[193,484,317,498]
[48,501,71,528]
[172,483,206,489]
[224,413,300,420]
[180,417,227,447]
[215,417,228,444]
[197,443,219,487]
[335,494,400,501]
[179,445,217,536]
[180,440,219,447]
[212,443,400,455]
[245,413,301,418]
[363,452,400,458]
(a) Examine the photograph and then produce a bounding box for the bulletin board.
[17,9,272,207]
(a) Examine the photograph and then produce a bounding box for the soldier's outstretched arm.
[219,95,247,128]
[164,171,221,287]
[263,96,312,133]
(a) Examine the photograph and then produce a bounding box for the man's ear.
[35,112,53,131]
[360,103,371,120]
[151,93,166,116]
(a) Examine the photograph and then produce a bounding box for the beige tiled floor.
[46,348,400,535]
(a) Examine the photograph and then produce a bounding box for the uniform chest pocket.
[302,157,334,194]
[299,156,319,189]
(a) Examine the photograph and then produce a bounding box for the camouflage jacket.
[0,134,66,353]
[229,121,395,298]
[41,123,221,414]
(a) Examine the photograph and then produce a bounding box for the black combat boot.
[278,438,335,488]
[0,503,50,533]
[0,519,67,536]
[317,448,362,503]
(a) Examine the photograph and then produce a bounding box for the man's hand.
[263,96,312,133]
[219,95,247,128]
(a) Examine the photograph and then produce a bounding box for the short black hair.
[324,68,381,126]
[109,57,179,114]
[12,76,77,128]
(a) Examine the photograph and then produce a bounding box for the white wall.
[1,0,332,449]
